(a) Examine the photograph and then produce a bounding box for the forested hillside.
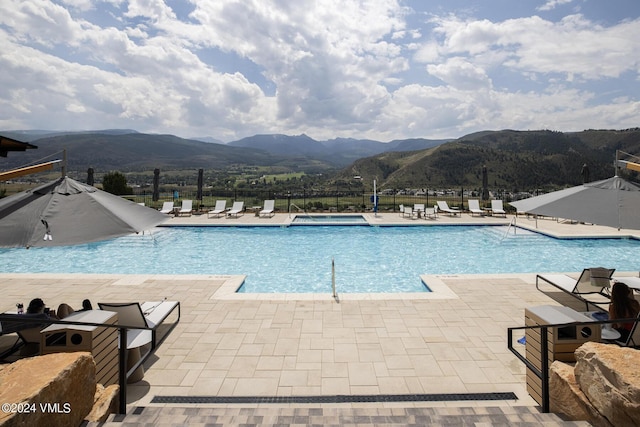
[339,129,640,192]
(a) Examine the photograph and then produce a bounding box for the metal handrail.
[0,314,163,415]
[507,315,639,413]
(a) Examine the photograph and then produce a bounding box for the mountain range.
[1,128,639,191]
[0,130,449,172]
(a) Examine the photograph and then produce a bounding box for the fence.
[129,188,511,214]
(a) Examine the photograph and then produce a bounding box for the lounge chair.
[398,204,405,217]
[536,267,614,311]
[159,201,174,214]
[98,301,180,382]
[436,201,460,216]
[611,276,640,292]
[402,206,414,219]
[259,200,275,217]
[98,301,180,352]
[227,201,244,218]
[176,200,192,216]
[468,199,484,217]
[491,200,507,217]
[615,312,640,347]
[208,200,227,218]
[0,313,50,358]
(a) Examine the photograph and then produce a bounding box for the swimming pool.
[1,225,639,293]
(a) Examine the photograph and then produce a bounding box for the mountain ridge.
[2,128,639,191]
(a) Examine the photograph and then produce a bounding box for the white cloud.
[426,14,640,80]
[427,57,492,90]
[537,0,575,12]
[0,0,639,142]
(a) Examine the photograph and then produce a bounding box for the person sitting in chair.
[28,298,91,319]
[609,282,640,342]
[27,298,60,319]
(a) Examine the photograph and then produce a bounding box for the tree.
[102,171,132,195]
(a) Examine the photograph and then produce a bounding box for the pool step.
[87,405,590,426]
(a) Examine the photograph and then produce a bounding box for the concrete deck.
[1,212,638,416]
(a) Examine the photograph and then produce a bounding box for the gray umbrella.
[510,175,640,230]
[0,176,169,248]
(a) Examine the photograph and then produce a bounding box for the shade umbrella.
[87,168,94,186]
[510,175,640,230]
[0,176,169,248]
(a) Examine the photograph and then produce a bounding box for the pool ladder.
[288,203,310,218]
[500,217,517,242]
[331,257,339,302]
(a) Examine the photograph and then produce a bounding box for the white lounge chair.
[176,200,192,216]
[491,200,506,217]
[398,204,405,217]
[436,201,460,216]
[468,199,484,217]
[159,201,174,214]
[611,276,640,292]
[98,301,180,351]
[208,200,227,218]
[227,201,244,218]
[259,200,275,217]
[402,206,414,219]
[536,267,614,311]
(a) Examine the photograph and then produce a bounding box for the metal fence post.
[541,325,550,413]
[118,328,128,414]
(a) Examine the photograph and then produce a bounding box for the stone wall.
[549,342,640,426]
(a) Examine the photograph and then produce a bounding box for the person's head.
[27,298,46,314]
[82,299,93,310]
[611,282,631,302]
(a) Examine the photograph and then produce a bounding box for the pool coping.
[210,274,459,301]
[158,212,640,239]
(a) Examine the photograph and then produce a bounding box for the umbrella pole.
[61,149,67,177]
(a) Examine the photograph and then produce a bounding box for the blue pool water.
[1,226,639,293]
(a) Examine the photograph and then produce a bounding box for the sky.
[1,0,639,142]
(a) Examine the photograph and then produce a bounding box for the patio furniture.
[436,201,460,216]
[0,313,50,359]
[468,199,484,216]
[491,200,507,217]
[259,200,275,217]
[159,201,174,214]
[536,267,614,311]
[40,310,120,386]
[97,300,180,352]
[176,200,193,216]
[422,206,437,219]
[208,200,227,218]
[227,201,245,218]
